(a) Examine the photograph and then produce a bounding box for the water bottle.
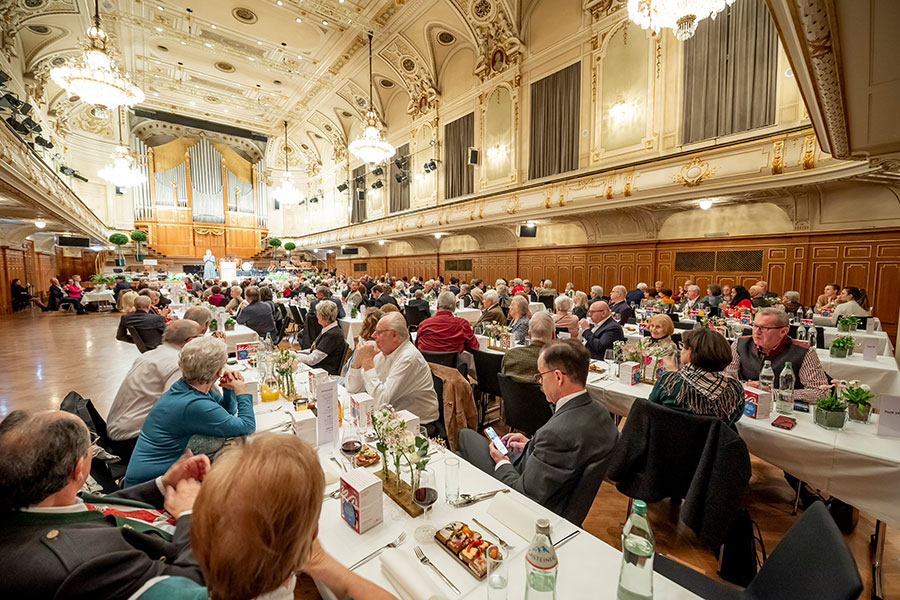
[759,360,775,396]
[525,518,557,600]
[807,326,817,349]
[795,324,806,342]
[806,307,814,320]
[617,499,654,600]
[776,361,795,415]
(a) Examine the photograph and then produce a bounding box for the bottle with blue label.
[525,518,557,599]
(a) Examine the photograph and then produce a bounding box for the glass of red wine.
[413,468,438,542]
[339,424,362,470]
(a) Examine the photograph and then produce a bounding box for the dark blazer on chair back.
[116,310,166,349]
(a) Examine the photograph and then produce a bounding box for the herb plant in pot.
[814,385,848,431]
[829,334,854,359]
[836,315,859,333]
[842,379,875,424]
[224,318,236,331]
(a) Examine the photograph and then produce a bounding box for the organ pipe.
[226,169,254,213]
[188,139,224,223]
[153,162,187,207]
[256,159,268,227]
[131,138,152,220]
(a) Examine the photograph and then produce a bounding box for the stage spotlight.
[309,196,318,203]
[19,102,32,115]
[371,165,383,177]
[423,159,437,173]
[336,181,349,192]
[2,93,22,109]
[394,171,408,183]
[371,180,384,189]
[5,116,27,134]
[394,156,407,170]
[0,71,9,87]
[354,174,366,185]
[22,117,39,132]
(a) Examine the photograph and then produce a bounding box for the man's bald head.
[0,410,91,510]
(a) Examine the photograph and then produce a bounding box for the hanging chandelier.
[273,120,304,206]
[348,32,395,165]
[99,108,145,188]
[50,0,144,109]
[627,0,737,41]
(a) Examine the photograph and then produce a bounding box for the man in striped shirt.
[725,308,828,403]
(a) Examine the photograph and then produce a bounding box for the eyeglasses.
[534,369,566,383]
[372,328,394,337]
[751,324,786,331]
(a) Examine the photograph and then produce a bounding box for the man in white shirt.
[346,312,439,424]
[106,320,201,461]
[678,285,702,313]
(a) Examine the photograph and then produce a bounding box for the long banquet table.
[247,372,699,600]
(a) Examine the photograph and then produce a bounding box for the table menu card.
[316,379,338,447]
[877,395,900,438]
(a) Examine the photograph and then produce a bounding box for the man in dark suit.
[48,277,86,313]
[608,285,635,324]
[625,283,647,305]
[309,285,346,319]
[522,280,538,302]
[236,286,278,340]
[117,295,166,349]
[448,277,461,296]
[406,289,431,314]
[458,340,618,516]
[0,409,205,597]
[296,300,347,375]
[579,300,625,359]
[372,284,398,309]
[112,275,132,301]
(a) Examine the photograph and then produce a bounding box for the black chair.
[674,320,695,331]
[670,332,682,346]
[500,305,509,319]
[539,295,555,310]
[854,316,869,330]
[405,304,431,331]
[302,311,321,349]
[653,501,863,600]
[126,325,150,354]
[430,373,449,441]
[555,327,569,337]
[815,326,826,349]
[562,457,611,527]
[471,349,504,427]
[288,304,305,344]
[60,391,127,492]
[421,350,459,368]
[497,373,553,437]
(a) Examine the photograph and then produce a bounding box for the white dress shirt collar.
[554,389,584,413]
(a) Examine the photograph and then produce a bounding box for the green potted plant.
[842,379,875,424]
[209,317,218,331]
[130,230,148,261]
[829,334,854,359]
[268,237,282,258]
[350,304,359,318]
[814,385,848,430]
[836,315,859,333]
[283,241,295,258]
[224,317,236,331]
[109,233,129,266]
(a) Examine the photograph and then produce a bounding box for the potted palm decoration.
[268,237,282,258]
[283,241,295,258]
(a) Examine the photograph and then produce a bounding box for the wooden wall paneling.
[36,253,55,298]
[325,253,336,271]
[193,231,225,259]
[1,248,26,314]
[0,248,11,314]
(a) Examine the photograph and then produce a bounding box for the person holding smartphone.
[456,340,618,517]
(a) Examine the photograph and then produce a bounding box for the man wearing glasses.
[346,312,439,425]
[457,340,618,516]
[579,300,625,359]
[725,308,828,403]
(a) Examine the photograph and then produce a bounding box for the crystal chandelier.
[50,0,144,108]
[348,32,395,165]
[627,0,737,41]
[99,108,145,188]
[273,121,304,206]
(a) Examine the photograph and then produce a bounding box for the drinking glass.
[444,456,460,505]
[604,349,618,378]
[339,423,362,470]
[413,468,438,542]
[486,545,508,600]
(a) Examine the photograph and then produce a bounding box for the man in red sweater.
[414,291,480,353]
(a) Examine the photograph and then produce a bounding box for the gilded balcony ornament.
[672,157,716,187]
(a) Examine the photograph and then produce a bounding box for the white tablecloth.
[81,290,115,304]
[815,348,900,400]
[821,326,893,356]
[251,380,699,600]
[812,315,881,330]
[339,317,364,350]
[223,324,258,353]
[585,372,900,527]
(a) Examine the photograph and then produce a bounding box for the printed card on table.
[315,379,338,447]
[863,338,879,362]
[866,318,876,334]
[235,342,258,361]
[877,395,900,438]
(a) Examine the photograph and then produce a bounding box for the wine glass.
[339,423,362,470]
[604,349,618,378]
[413,468,438,542]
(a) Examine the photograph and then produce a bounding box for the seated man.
[124,337,256,486]
[148,282,171,308]
[310,285,346,320]
[0,410,205,597]
[608,285,635,323]
[458,340,618,516]
[579,300,625,359]
[677,284,702,313]
[537,279,557,298]
[748,285,768,308]
[522,280,538,302]
[117,295,166,349]
[406,289,431,314]
[501,311,553,382]
[296,300,346,375]
[106,320,202,462]
[415,291,480,354]
[112,275,132,301]
[346,312,439,425]
[224,286,243,312]
[48,277,86,314]
[235,286,278,340]
[625,283,647,305]
[372,284,398,309]
[474,289,507,329]
[725,307,828,403]
[345,279,364,308]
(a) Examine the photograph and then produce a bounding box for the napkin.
[475,335,488,350]
[380,549,449,600]
[487,491,550,541]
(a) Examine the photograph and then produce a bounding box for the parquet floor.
[1,308,896,599]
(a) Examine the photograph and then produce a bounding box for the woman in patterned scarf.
[648,327,745,426]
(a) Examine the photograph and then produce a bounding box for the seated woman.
[649,327,745,426]
[831,286,871,324]
[470,287,484,310]
[65,278,83,300]
[572,291,589,320]
[781,291,804,316]
[701,283,724,311]
[659,288,675,304]
[133,434,396,600]
[729,285,752,309]
[552,294,580,339]
[644,314,679,358]
[118,290,138,313]
[207,286,226,307]
[507,295,531,345]
[340,307,383,382]
[10,278,46,311]
[124,337,256,487]
[296,300,346,375]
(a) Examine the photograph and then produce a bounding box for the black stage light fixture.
[2,93,22,109]
[309,196,318,203]
[0,96,14,110]
[60,165,76,176]
[336,181,349,192]
[371,180,384,189]
[423,159,437,173]
[371,165,383,177]
[5,115,27,134]
[19,102,32,115]
[394,156,407,170]
[0,71,9,87]
[354,174,366,185]
[73,173,89,182]
[394,171,408,183]
[22,117,39,131]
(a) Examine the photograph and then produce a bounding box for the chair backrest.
[670,332,682,346]
[500,305,510,318]
[555,327,569,336]
[540,295,555,310]
[127,325,149,353]
[289,304,304,325]
[470,349,504,397]
[788,323,799,339]
[405,304,431,328]
[562,456,610,526]
[420,350,459,368]
[430,373,448,440]
[673,321,694,331]
[746,501,863,600]
[497,373,553,437]
[855,316,869,330]
[815,325,825,349]
[303,311,322,349]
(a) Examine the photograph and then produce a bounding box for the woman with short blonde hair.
[645,313,678,357]
[507,295,531,344]
[552,294,580,339]
[118,290,138,313]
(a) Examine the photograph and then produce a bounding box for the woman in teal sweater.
[648,327,745,426]
[124,337,255,487]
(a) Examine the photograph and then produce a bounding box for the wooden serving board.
[374,471,424,517]
[432,534,487,581]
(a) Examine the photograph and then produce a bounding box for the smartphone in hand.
[484,427,508,456]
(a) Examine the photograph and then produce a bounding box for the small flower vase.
[830,345,852,359]
[224,321,235,331]
[847,402,872,424]
[814,405,848,431]
[837,322,852,333]
[277,370,296,399]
